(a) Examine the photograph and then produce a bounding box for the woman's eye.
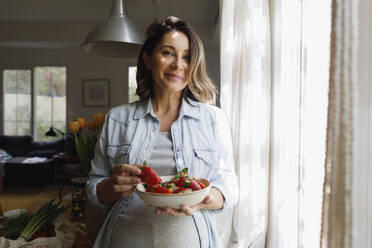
[162,50,174,56]
[184,55,191,62]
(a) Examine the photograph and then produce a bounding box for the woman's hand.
[97,163,142,205]
[154,187,224,217]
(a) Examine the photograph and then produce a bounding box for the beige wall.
[0,17,220,130]
[0,47,137,124]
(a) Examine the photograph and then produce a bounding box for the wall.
[0,23,220,128]
[0,47,136,123]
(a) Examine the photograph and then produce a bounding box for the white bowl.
[136,176,211,209]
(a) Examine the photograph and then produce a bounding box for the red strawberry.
[139,162,162,185]
[172,178,179,185]
[146,184,157,192]
[154,186,173,194]
[190,180,202,191]
[177,176,187,187]
[197,181,205,189]
[175,187,192,193]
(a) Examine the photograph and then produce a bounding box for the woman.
[87,16,238,248]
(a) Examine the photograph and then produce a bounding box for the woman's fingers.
[155,195,214,217]
[155,207,184,217]
[113,183,136,193]
[112,175,141,185]
[181,195,213,215]
[113,163,142,176]
[109,163,143,195]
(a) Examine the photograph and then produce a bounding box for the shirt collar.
[134,97,201,120]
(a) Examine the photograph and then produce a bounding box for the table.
[53,154,82,185]
[4,157,54,187]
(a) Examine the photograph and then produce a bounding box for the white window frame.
[0,65,67,139]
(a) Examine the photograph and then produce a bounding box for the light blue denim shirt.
[87,97,238,248]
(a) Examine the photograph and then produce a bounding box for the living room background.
[0,0,220,135]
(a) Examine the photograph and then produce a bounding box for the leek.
[18,200,68,241]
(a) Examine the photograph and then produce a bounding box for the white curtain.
[320,0,359,247]
[219,0,271,247]
[267,0,331,247]
[354,0,372,247]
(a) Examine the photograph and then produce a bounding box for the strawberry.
[154,186,173,194]
[177,176,188,187]
[145,184,157,192]
[139,161,162,185]
[175,187,192,193]
[197,181,205,189]
[190,180,202,191]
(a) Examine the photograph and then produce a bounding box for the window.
[128,66,139,103]
[267,0,331,247]
[2,66,66,141]
[3,69,31,135]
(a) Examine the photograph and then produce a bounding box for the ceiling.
[0,0,218,26]
[0,0,219,49]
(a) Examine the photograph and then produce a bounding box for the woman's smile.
[164,72,185,81]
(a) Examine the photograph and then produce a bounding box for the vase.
[70,177,89,221]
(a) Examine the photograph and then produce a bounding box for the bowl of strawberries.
[136,164,211,209]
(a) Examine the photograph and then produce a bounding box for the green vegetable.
[184,180,191,188]
[18,200,68,241]
[173,168,189,180]
[0,213,31,240]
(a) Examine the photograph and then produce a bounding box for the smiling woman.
[86,16,238,248]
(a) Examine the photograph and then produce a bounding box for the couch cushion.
[31,138,65,151]
[26,149,62,158]
[0,135,33,157]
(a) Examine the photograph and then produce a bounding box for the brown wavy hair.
[136,16,217,104]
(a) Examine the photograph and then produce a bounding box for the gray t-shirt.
[110,132,202,248]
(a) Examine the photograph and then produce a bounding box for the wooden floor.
[0,185,73,214]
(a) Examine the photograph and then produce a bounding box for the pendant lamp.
[80,0,145,57]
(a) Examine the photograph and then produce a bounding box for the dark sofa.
[0,135,65,187]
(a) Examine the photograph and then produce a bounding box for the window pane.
[128,67,139,103]
[35,66,66,141]
[298,0,330,246]
[3,69,31,135]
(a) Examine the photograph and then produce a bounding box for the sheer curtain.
[320,0,359,247]
[267,0,331,247]
[219,0,271,247]
[220,0,332,247]
[354,0,372,247]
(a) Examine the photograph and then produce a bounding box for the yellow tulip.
[68,121,80,133]
[76,118,87,129]
[86,120,96,131]
[92,113,105,129]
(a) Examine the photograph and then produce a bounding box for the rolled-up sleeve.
[86,114,113,211]
[209,108,238,213]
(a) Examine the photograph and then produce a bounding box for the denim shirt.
[87,97,238,248]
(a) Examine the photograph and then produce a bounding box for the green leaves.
[74,131,97,173]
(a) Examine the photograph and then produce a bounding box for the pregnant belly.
[110,193,201,248]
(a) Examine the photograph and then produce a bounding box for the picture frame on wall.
[83,79,110,107]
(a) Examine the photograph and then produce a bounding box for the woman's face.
[144,30,191,96]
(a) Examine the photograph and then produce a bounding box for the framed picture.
[83,79,110,107]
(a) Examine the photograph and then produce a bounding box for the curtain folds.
[320,0,359,247]
[219,0,271,247]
